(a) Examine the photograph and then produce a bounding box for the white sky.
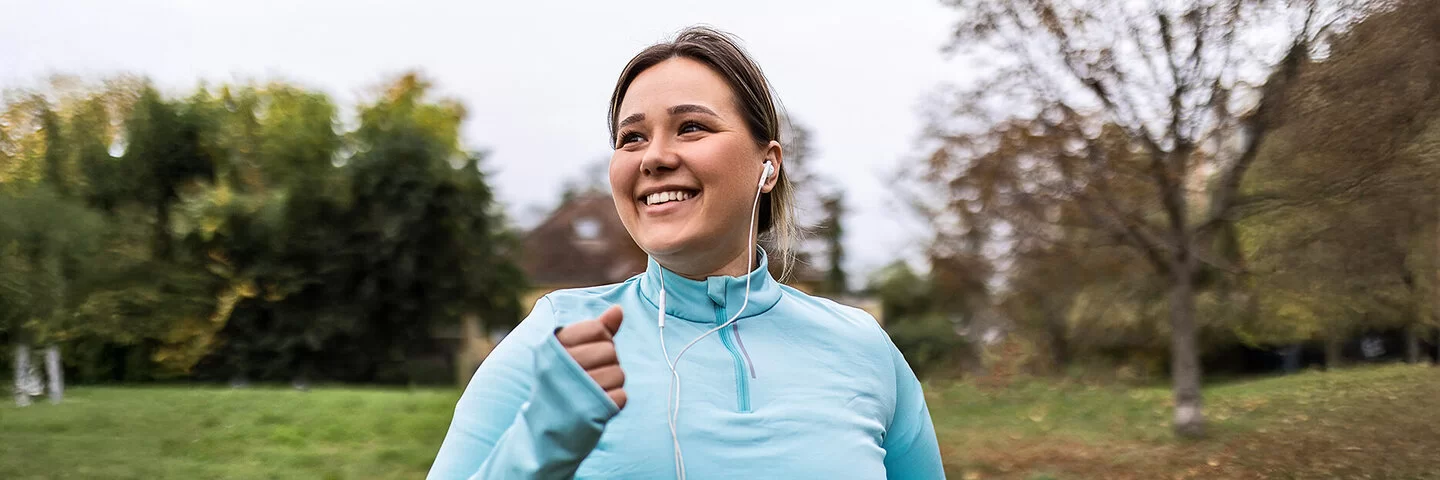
[0,0,963,283]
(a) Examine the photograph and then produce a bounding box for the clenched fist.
[555,305,627,409]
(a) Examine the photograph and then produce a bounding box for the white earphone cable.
[658,161,770,480]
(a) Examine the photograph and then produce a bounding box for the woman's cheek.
[609,157,637,200]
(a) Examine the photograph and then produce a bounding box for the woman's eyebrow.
[669,104,719,117]
[618,113,646,129]
[618,105,718,131]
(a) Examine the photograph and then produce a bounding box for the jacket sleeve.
[427,296,621,480]
[881,337,946,479]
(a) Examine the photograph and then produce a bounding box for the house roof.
[521,192,649,288]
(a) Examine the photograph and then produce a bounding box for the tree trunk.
[229,355,250,389]
[1280,344,1302,374]
[1405,326,1421,364]
[1169,262,1205,439]
[153,198,172,259]
[292,348,313,391]
[1043,301,1071,374]
[44,345,63,404]
[1325,335,1345,371]
[1432,328,1440,365]
[14,344,34,407]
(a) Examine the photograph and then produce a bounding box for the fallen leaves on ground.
[935,364,1440,479]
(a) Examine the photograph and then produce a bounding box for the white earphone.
[657,159,773,480]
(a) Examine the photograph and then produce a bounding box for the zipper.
[732,322,757,379]
[714,306,753,413]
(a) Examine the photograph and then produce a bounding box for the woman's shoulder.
[774,286,905,383]
[542,279,636,303]
[778,285,880,321]
[776,285,890,341]
[525,278,643,327]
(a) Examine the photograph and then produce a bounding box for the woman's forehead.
[618,58,738,119]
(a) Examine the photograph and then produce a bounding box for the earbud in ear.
[759,161,775,188]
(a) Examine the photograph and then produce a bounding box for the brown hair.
[607,25,799,279]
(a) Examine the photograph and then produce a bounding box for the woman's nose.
[639,138,680,176]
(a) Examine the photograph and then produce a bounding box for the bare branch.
[1204,39,1309,231]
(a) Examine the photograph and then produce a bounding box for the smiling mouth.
[641,189,699,206]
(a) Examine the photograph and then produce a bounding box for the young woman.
[428,27,944,479]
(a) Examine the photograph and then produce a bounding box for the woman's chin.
[638,234,692,257]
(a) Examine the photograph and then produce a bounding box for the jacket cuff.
[509,333,620,471]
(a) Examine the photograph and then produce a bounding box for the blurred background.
[1,0,1437,478]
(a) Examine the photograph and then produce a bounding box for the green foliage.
[868,261,977,377]
[886,312,975,378]
[119,86,217,259]
[194,74,525,383]
[1235,0,1440,346]
[0,186,105,341]
[817,191,847,294]
[916,0,1439,383]
[869,261,933,321]
[0,72,525,384]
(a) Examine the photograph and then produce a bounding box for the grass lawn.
[1,364,1436,479]
[932,363,1440,479]
[0,385,458,480]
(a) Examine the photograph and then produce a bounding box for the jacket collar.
[638,248,783,324]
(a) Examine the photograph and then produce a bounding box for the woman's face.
[609,57,781,277]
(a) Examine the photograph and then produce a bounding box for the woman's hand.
[554,305,627,409]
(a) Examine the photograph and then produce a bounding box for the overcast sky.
[0,0,964,283]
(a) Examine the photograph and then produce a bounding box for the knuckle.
[558,321,601,344]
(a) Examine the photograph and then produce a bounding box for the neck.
[660,243,757,280]
[656,207,765,280]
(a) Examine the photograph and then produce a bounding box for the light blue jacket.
[428,251,945,479]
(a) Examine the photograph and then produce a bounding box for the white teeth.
[645,190,694,205]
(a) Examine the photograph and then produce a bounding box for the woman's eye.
[679,122,707,134]
[617,132,644,147]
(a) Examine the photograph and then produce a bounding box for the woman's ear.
[761,140,783,194]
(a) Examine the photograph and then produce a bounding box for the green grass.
[0,386,460,480]
[931,364,1440,479]
[3,364,1437,479]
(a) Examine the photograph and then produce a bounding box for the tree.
[817,191,848,294]
[336,73,524,381]
[869,261,933,322]
[774,116,851,286]
[866,261,978,377]
[559,157,610,204]
[119,86,216,260]
[0,90,115,403]
[929,0,1379,437]
[1237,0,1440,365]
[197,73,525,384]
[2,73,525,386]
[168,82,348,382]
[0,186,106,403]
[38,100,71,197]
[3,80,226,384]
[72,93,126,213]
